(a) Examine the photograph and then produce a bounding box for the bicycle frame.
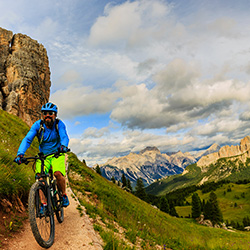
[23,151,63,216]
[23,151,66,248]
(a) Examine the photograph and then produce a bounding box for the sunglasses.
[42,111,55,116]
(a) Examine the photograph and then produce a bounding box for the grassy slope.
[0,110,39,244]
[67,153,250,250]
[176,183,250,224]
[0,109,39,199]
[146,156,250,196]
[145,163,202,196]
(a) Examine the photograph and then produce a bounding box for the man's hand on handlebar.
[14,148,70,164]
[14,154,24,165]
[59,145,70,153]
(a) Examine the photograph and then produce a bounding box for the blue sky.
[2,0,250,166]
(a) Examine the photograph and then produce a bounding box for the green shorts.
[35,153,66,176]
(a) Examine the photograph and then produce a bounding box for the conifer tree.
[169,202,179,217]
[95,165,102,175]
[203,200,212,220]
[204,191,223,225]
[159,196,170,214]
[111,176,116,184]
[202,199,206,212]
[135,178,146,200]
[191,193,201,218]
[243,216,250,227]
[121,173,127,188]
[127,178,132,192]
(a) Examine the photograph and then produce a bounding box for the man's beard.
[44,117,54,128]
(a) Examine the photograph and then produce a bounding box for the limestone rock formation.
[99,146,196,186]
[197,136,250,167]
[0,27,51,126]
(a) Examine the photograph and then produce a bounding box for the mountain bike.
[22,151,68,248]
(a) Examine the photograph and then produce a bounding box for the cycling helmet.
[41,102,58,114]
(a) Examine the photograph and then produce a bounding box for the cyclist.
[14,102,70,211]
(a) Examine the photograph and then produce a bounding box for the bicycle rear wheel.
[52,180,64,223]
[28,181,55,248]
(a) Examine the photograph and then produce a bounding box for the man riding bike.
[14,102,70,212]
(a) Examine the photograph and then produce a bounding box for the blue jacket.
[17,119,69,156]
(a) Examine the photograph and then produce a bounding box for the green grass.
[0,110,38,201]
[68,153,250,250]
[0,110,39,242]
[174,183,250,227]
[146,156,250,197]
[146,163,202,196]
[176,206,192,218]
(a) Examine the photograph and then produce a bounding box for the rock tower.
[0,27,51,126]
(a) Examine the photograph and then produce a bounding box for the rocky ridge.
[99,146,197,186]
[0,27,51,126]
[194,143,221,160]
[197,136,250,167]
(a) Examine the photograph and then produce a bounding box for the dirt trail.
[4,183,103,250]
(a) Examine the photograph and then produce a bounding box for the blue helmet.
[41,102,58,113]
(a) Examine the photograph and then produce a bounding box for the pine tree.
[169,202,179,217]
[204,191,223,225]
[135,178,146,200]
[203,200,212,220]
[243,216,250,227]
[191,193,201,218]
[127,178,132,192]
[111,176,116,184]
[159,196,170,214]
[202,199,206,212]
[121,173,127,188]
[95,165,102,175]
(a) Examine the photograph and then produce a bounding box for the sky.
[2,0,250,166]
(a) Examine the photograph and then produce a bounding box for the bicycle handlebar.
[21,148,70,165]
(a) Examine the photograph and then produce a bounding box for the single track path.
[4,183,103,250]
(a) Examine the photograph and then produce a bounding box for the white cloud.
[88,0,172,48]
[153,58,200,94]
[207,17,238,38]
[3,0,250,166]
[83,127,110,138]
[50,85,119,119]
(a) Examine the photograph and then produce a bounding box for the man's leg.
[52,154,69,207]
[54,171,66,194]
[36,174,47,204]
[35,161,49,208]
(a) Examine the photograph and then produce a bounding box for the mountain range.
[146,136,250,195]
[99,144,221,187]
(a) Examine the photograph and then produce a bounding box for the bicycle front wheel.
[28,181,55,248]
[52,180,64,223]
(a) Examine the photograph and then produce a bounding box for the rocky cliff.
[0,27,51,126]
[197,136,250,167]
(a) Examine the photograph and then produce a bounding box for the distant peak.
[208,143,220,150]
[140,146,160,154]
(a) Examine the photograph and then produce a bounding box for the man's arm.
[58,120,69,147]
[17,121,39,156]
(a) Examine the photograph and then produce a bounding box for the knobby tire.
[28,181,55,248]
[53,180,64,223]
